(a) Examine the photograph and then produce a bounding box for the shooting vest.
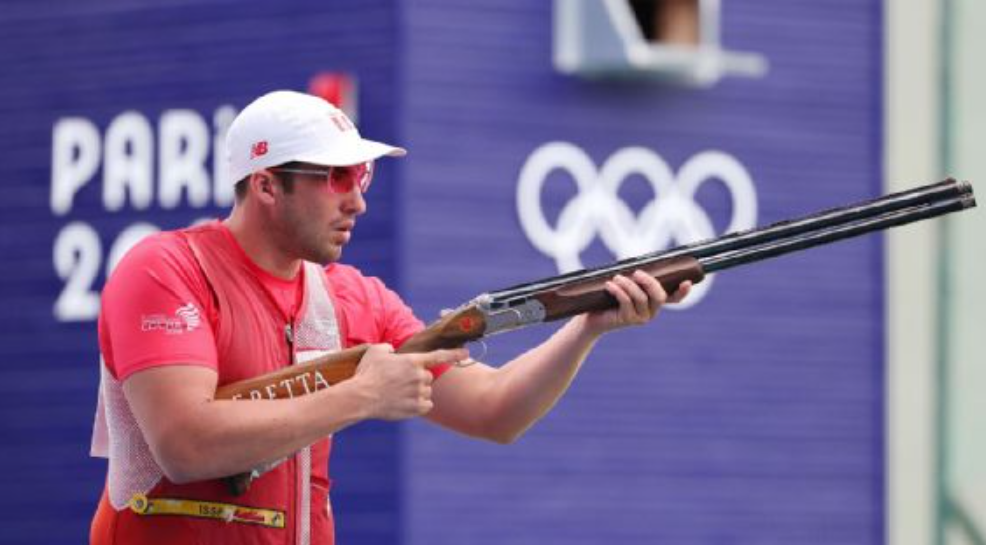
[91,222,341,545]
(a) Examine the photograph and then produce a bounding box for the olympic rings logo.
[516,142,758,308]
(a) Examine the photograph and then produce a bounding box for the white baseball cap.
[226,90,406,183]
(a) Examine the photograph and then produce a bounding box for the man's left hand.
[582,270,691,335]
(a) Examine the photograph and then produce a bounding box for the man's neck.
[223,210,302,280]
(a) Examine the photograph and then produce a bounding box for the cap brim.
[296,138,406,167]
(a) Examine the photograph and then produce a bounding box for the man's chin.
[326,247,342,263]
[297,241,342,265]
[315,245,343,265]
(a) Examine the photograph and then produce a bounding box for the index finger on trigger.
[415,348,470,368]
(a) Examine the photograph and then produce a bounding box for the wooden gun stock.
[215,302,489,403]
[215,345,370,401]
[535,256,704,321]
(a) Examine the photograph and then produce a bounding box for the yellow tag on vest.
[129,493,286,528]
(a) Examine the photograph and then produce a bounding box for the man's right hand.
[351,344,468,420]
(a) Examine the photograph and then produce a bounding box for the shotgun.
[217,178,976,493]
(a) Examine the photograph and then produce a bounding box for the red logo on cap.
[251,141,269,159]
[330,114,354,132]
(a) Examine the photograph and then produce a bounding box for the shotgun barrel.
[701,189,975,273]
[488,179,974,305]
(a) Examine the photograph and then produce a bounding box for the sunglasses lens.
[329,170,354,193]
[329,162,374,194]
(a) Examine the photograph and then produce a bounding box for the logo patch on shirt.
[141,303,202,334]
[175,303,201,330]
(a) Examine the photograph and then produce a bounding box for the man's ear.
[250,171,279,204]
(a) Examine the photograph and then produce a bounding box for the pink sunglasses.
[271,162,375,194]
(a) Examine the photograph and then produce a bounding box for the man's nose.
[343,187,367,216]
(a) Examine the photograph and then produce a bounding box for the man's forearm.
[126,369,373,484]
[429,315,603,443]
[128,345,460,485]
[482,314,603,441]
[181,382,372,482]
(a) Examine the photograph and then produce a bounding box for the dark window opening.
[629,0,699,45]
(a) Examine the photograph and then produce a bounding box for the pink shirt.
[93,222,436,545]
[99,224,427,383]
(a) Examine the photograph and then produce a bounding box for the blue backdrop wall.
[0,1,883,544]
[399,1,883,544]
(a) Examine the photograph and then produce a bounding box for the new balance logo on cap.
[251,141,269,159]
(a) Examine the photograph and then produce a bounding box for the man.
[89,90,690,545]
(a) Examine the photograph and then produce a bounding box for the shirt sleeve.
[373,280,425,349]
[99,233,218,382]
[327,264,451,378]
[370,279,453,379]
